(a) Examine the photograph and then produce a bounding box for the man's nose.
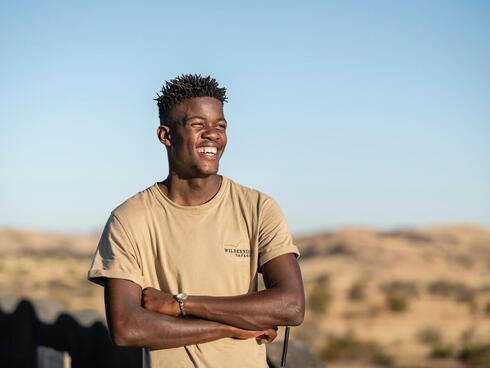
[201,127,221,140]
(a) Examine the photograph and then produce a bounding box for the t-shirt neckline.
[152,175,229,212]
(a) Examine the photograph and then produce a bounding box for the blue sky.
[1,1,489,234]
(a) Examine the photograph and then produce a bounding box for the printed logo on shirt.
[223,241,251,258]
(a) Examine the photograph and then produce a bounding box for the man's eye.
[218,124,227,130]
[191,122,204,127]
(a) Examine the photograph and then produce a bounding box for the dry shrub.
[385,294,409,312]
[480,284,490,292]
[315,274,330,288]
[308,286,332,315]
[379,280,417,312]
[431,344,456,358]
[380,280,418,297]
[417,326,442,346]
[484,301,490,316]
[428,280,475,303]
[459,344,490,368]
[320,332,394,365]
[307,275,332,315]
[460,328,475,347]
[342,311,359,320]
[348,281,366,301]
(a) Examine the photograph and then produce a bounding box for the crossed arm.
[105,253,305,349]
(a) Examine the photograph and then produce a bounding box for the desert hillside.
[0,228,98,256]
[293,225,490,367]
[1,225,490,367]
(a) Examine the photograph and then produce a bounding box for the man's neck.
[158,174,223,206]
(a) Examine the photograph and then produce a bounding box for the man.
[88,74,305,367]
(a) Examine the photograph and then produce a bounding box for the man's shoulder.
[225,177,274,206]
[111,184,159,222]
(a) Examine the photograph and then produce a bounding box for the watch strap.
[178,299,186,317]
[176,293,187,317]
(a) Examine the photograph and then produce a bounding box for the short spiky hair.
[155,74,228,125]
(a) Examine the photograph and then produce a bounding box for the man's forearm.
[112,307,278,348]
[112,305,233,349]
[184,287,302,330]
[144,287,299,331]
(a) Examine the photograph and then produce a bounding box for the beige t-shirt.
[88,176,299,368]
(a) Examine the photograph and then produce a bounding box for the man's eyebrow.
[184,115,227,123]
[185,115,206,121]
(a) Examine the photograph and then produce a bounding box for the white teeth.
[198,147,217,154]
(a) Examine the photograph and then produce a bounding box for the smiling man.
[88,74,305,368]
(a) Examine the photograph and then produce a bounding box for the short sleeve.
[87,213,145,288]
[258,197,300,268]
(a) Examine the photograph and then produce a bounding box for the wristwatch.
[175,293,188,317]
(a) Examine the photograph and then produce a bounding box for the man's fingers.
[142,287,164,312]
[255,328,278,344]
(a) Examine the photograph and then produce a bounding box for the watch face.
[177,293,187,300]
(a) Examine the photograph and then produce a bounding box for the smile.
[197,146,218,158]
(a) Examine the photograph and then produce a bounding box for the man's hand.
[229,326,278,344]
[142,287,180,317]
[256,327,278,344]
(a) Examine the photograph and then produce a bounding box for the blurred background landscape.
[2,225,490,367]
[1,1,489,367]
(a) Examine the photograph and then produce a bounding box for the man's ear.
[157,125,171,147]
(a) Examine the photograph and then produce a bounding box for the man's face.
[159,96,227,178]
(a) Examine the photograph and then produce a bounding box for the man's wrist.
[175,293,188,317]
[222,323,237,338]
[172,299,181,316]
